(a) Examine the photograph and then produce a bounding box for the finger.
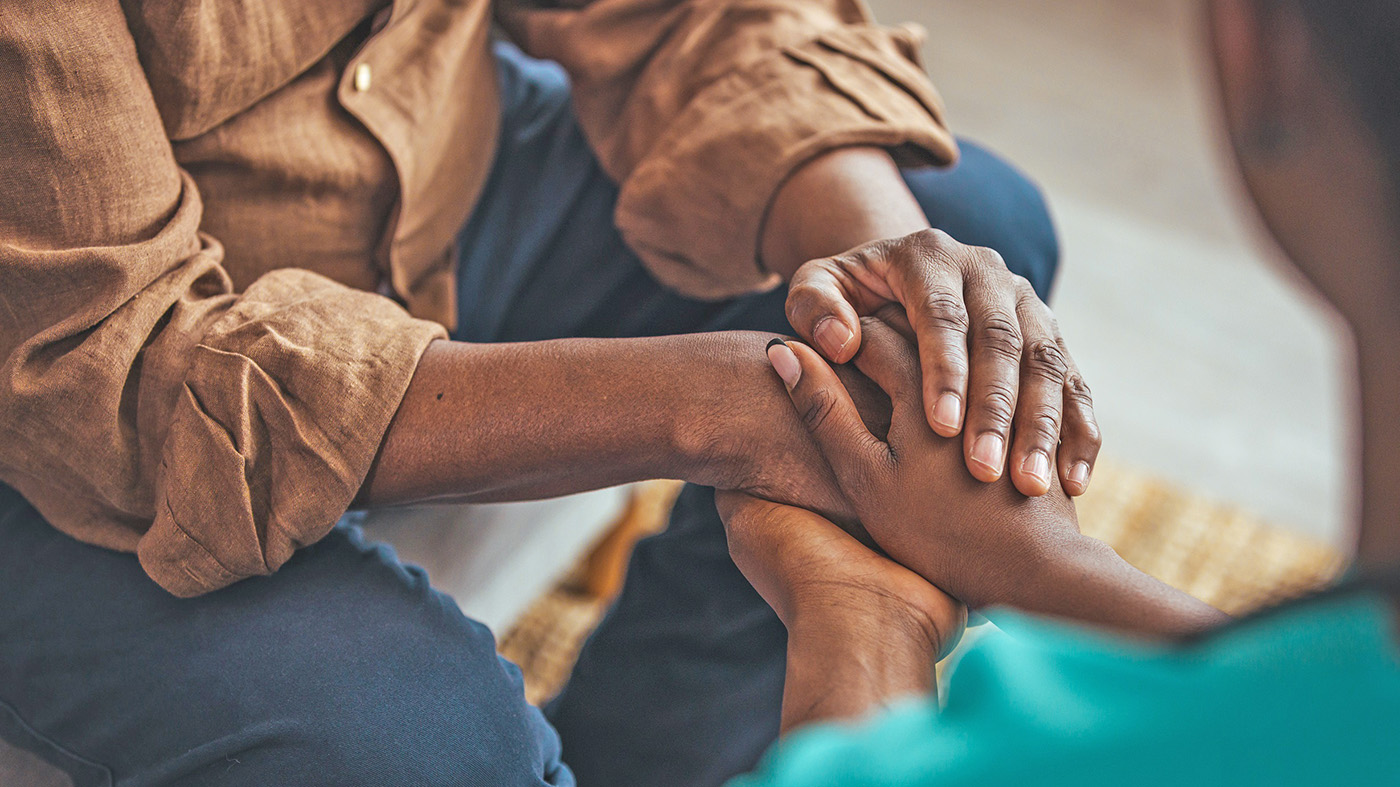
[850,316,925,435]
[785,259,864,364]
[893,256,970,438]
[961,261,1023,484]
[766,338,893,494]
[872,301,915,340]
[1056,349,1101,496]
[1007,288,1069,497]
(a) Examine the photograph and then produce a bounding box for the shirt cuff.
[614,23,959,300]
[137,269,446,596]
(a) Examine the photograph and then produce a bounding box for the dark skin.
[1207,0,1400,570]
[728,0,1400,733]
[351,145,1101,727]
[359,330,890,525]
[359,147,1102,521]
[765,150,1100,496]
[716,487,965,733]
[764,319,1225,630]
[721,318,1223,729]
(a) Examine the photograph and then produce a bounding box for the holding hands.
[719,303,1224,729]
[717,489,966,732]
[785,229,1100,497]
[761,312,1084,610]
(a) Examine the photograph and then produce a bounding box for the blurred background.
[458,0,1358,694]
[868,0,1353,549]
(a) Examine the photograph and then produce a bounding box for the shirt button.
[353,63,373,92]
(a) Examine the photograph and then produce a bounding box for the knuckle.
[789,256,832,282]
[1026,298,1063,335]
[1065,374,1094,407]
[905,230,962,271]
[930,351,970,379]
[799,388,839,433]
[977,313,1023,360]
[839,249,877,276]
[974,246,1010,273]
[978,384,1016,429]
[784,279,826,307]
[908,246,948,280]
[1022,407,1062,443]
[909,227,950,248]
[1023,339,1069,381]
[784,285,834,326]
[1073,418,1104,450]
[1064,376,1102,447]
[1083,422,1104,448]
[921,291,971,332]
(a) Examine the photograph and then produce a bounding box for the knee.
[902,140,1061,301]
[272,655,563,787]
[226,542,566,785]
[989,161,1060,301]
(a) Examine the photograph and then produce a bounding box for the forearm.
[357,332,771,506]
[761,147,931,280]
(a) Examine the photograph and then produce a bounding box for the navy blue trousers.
[0,43,1057,787]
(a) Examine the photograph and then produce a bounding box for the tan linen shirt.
[0,0,956,596]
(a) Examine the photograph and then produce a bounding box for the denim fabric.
[0,41,1056,787]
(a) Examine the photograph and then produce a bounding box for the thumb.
[785,261,864,363]
[766,339,891,496]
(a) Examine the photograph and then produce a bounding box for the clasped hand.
[709,228,1096,666]
[720,308,1087,666]
[786,229,1099,497]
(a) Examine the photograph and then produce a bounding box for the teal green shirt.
[731,594,1400,786]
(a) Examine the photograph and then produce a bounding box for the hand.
[716,490,966,661]
[764,316,1086,609]
[764,319,1230,637]
[717,490,966,730]
[683,331,897,530]
[778,231,1098,501]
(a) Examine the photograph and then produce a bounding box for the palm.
[717,492,966,660]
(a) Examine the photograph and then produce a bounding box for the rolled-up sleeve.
[0,2,445,596]
[504,0,959,298]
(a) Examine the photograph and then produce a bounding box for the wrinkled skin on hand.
[786,229,1101,497]
[764,313,1084,610]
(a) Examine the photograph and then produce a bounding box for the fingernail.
[766,338,801,389]
[814,318,853,359]
[970,433,1004,477]
[1068,461,1091,491]
[1021,450,1051,488]
[932,393,962,433]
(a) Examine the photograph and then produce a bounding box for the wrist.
[669,330,857,521]
[783,600,940,726]
[788,585,957,661]
[667,330,787,489]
